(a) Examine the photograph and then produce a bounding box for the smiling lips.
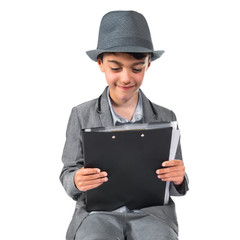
[117,85,134,90]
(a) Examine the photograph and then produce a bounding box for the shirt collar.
[107,87,143,126]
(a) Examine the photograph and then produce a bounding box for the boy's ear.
[146,60,151,71]
[97,59,104,72]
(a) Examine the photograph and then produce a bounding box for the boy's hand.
[74,167,108,192]
[156,160,185,186]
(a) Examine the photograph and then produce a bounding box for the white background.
[1,0,239,239]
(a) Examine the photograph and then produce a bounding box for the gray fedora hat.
[86,10,164,61]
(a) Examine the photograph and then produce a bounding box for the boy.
[60,10,189,240]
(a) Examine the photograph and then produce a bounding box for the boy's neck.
[109,90,139,121]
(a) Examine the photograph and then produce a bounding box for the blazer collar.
[97,87,158,127]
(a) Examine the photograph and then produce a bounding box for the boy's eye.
[132,68,142,73]
[111,68,121,72]
[110,67,142,73]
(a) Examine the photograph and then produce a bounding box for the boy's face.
[98,52,151,104]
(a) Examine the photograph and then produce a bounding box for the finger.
[156,165,185,175]
[79,183,104,192]
[79,171,108,181]
[76,177,108,189]
[162,160,184,167]
[160,176,184,184]
[157,171,184,179]
[78,167,101,176]
[157,171,185,179]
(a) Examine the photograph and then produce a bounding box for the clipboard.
[82,122,179,212]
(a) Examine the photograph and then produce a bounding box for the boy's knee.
[75,233,122,240]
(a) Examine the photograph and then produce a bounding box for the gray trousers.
[75,211,178,240]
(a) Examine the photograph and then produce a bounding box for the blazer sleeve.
[59,107,84,200]
[169,111,189,196]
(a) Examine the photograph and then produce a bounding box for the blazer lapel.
[98,87,114,128]
[141,90,159,123]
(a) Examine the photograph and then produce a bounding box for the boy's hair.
[97,52,152,62]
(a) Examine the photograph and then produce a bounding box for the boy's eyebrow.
[132,62,146,66]
[107,60,123,66]
[107,60,146,67]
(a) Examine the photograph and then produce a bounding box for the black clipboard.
[82,125,173,212]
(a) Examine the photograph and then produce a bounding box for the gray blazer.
[60,87,189,240]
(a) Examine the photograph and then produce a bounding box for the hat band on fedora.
[97,37,154,51]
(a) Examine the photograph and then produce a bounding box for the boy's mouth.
[117,85,134,90]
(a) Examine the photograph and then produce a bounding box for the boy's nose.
[120,70,131,84]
